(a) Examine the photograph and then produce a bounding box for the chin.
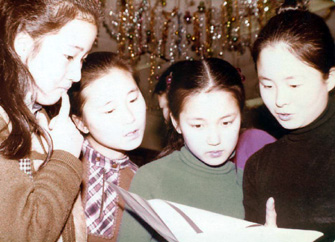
[203,160,225,167]
[37,95,61,106]
[124,140,143,151]
[200,157,225,167]
[277,121,300,130]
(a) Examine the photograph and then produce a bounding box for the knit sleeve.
[0,150,82,242]
[118,165,165,242]
[243,151,263,224]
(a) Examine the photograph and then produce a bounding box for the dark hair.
[0,0,101,159]
[153,71,169,96]
[252,0,335,79]
[159,58,245,157]
[69,51,133,118]
[154,61,192,96]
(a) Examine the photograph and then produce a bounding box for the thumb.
[265,197,277,228]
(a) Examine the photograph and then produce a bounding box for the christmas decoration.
[102,0,287,109]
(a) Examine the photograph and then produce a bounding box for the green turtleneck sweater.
[118,146,244,242]
[243,99,335,240]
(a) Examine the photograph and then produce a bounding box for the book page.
[111,183,324,242]
[149,200,324,242]
[110,183,177,241]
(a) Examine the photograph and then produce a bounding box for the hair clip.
[236,67,246,82]
[166,72,173,91]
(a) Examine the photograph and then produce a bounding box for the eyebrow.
[258,76,271,81]
[128,88,139,94]
[101,88,139,107]
[69,45,84,52]
[103,100,115,107]
[188,113,236,121]
[259,76,295,81]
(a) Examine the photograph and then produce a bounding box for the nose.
[206,126,220,146]
[275,86,289,108]
[124,104,136,124]
[68,60,82,83]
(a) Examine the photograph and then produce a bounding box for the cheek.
[85,113,115,134]
[30,51,66,81]
[88,119,123,143]
[134,99,147,123]
[181,128,203,147]
[223,125,240,144]
[260,90,274,110]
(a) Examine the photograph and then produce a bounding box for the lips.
[125,129,140,139]
[277,112,292,121]
[207,150,223,158]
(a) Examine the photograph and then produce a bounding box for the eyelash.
[106,109,115,114]
[81,56,88,63]
[261,83,272,89]
[65,55,74,61]
[222,121,232,126]
[130,96,138,103]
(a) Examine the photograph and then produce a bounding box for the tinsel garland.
[102,0,320,109]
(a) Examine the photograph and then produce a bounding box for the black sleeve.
[243,152,262,223]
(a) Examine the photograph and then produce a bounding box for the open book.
[111,183,324,242]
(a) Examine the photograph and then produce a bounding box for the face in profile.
[20,19,97,106]
[79,68,146,159]
[257,42,332,130]
[157,92,170,122]
[172,90,241,167]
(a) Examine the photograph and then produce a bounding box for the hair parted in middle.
[158,58,245,157]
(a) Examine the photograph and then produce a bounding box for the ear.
[326,67,335,92]
[71,114,89,134]
[170,113,181,134]
[14,31,34,63]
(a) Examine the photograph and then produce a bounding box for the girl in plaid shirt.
[69,51,147,242]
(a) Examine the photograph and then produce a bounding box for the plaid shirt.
[19,104,43,178]
[82,139,137,238]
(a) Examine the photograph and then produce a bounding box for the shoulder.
[235,128,276,169]
[136,150,180,177]
[129,151,181,194]
[243,137,282,174]
[238,128,276,145]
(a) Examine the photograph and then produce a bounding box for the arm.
[0,150,82,242]
[243,153,262,223]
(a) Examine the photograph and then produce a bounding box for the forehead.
[83,68,137,101]
[257,43,321,80]
[258,44,297,70]
[257,42,313,76]
[181,90,239,117]
[40,19,97,50]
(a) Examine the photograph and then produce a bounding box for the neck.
[86,136,126,160]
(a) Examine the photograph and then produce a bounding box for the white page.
[149,200,324,242]
[111,183,324,242]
